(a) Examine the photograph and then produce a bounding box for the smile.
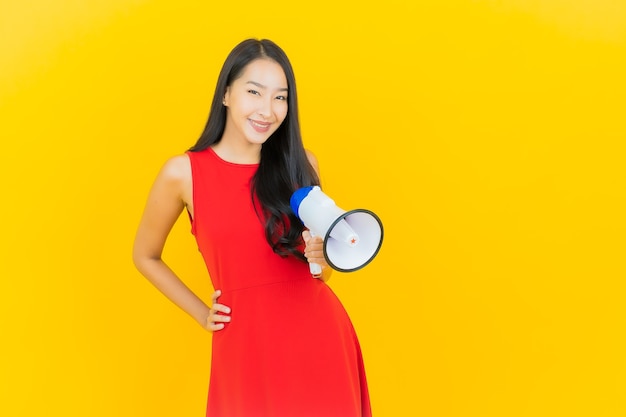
[250,119,272,132]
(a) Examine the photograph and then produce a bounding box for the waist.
[216,269,315,294]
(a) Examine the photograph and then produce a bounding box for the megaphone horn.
[290,186,384,274]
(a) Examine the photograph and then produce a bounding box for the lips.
[249,119,272,133]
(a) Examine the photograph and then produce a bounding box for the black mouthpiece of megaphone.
[290,186,384,273]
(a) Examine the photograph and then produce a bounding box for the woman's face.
[222,58,289,146]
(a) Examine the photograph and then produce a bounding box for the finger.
[302,229,312,242]
[306,255,325,267]
[306,245,324,254]
[307,253,325,261]
[304,237,322,250]
[211,314,231,323]
[211,303,231,315]
[206,309,231,331]
[305,252,323,262]
[307,253,329,267]
[304,245,324,257]
[211,289,222,304]
[305,238,323,253]
[208,322,225,331]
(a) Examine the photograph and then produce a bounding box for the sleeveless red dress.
[187,148,372,417]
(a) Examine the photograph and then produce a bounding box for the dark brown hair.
[189,39,319,260]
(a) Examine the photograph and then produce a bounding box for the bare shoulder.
[305,149,320,175]
[151,154,193,208]
[159,154,191,183]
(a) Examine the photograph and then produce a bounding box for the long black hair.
[189,38,319,261]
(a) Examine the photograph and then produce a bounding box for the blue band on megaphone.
[290,186,316,218]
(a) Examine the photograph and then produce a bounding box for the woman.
[133,38,371,417]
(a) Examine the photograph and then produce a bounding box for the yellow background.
[2,1,625,416]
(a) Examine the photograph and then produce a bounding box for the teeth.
[251,121,269,128]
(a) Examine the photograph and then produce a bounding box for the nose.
[258,96,273,119]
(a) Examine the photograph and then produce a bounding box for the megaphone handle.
[308,230,323,278]
[309,261,322,277]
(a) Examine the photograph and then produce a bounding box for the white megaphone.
[290,186,384,274]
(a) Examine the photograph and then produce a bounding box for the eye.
[247,89,260,96]
[276,95,287,101]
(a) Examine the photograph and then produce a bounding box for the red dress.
[187,148,372,417]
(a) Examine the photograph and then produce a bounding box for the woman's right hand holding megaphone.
[302,229,332,282]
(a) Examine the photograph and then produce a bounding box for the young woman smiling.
[133,38,371,417]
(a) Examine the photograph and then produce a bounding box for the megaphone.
[290,186,384,274]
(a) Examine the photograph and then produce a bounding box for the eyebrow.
[246,81,288,92]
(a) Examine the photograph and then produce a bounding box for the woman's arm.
[132,155,230,330]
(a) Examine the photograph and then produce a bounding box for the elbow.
[132,249,143,272]
[131,240,143,270]
[132,243,160,275]
[132,248,145,275]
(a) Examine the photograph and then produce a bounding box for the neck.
[211,140,261,164]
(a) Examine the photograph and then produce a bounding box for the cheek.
[237,98,257,115]
[277,104,289,123]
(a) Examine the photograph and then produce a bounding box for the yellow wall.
[2,1,625,416]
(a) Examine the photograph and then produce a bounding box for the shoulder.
[161,154,191,177]
[305,149,320,175]
[150,154,193,205]
[159,154,191,180]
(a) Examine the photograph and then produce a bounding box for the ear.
[222,87,230,107]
